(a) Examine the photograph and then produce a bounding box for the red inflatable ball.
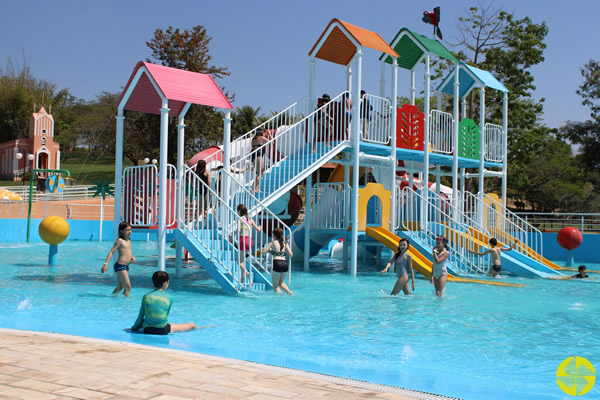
[557,227,583,250]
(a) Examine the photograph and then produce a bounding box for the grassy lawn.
[0,150,135,187]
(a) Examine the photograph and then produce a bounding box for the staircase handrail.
[397,186,488,274]
[231,91,350,203]
[179,165,255,289]
[216,168,294,283]
[202,97,312,170]
[462,191,543,261]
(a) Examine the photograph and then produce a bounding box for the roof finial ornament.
[422,6,443,40]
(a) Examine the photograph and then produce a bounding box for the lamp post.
[27,154,34,189]
[16,153,23,184]
[144,157,150,165]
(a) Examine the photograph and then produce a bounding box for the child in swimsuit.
[430,236,449,297]
[101,222,136,297]
[468,237,517,277]
[261,227,294,295]
[380,238,415,295]
[237,204,262,285]
[131,271,197,335]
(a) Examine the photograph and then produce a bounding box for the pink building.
[0,107,60,180]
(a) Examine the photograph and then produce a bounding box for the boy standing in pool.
[101,222,135,296]
[468,238,517,277]
[131,271,198,335]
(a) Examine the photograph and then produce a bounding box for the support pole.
[223,111,232,202]
[380,59,386,98]
[390,58,398,231]
[502,92,508,207]
[175,115,185,278]
[350,49,363,277]
[410,69,416,105]
[309,57,316,110]
[158,102,169,272]
[113,114,125,245]
[452,64,460,214]
[303,174,312,272]
[478,87,486,226]
[422,56,431,226]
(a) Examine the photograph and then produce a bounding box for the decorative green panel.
[458,118,480,159]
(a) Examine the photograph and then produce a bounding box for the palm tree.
[231,105,263,139]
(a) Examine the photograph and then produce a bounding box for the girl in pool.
[101,221,136,297]
[261,227,294,295]
[380,238,415,295]
[237,204,261,285]
[430,236,449,297]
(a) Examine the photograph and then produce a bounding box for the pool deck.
[0,328,455,400]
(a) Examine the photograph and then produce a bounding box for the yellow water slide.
[365,226,524,287]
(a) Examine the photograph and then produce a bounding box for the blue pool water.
[1,241,599,400]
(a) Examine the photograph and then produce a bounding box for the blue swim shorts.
[114,262,129,272]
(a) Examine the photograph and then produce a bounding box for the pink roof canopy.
[118,61,232,117]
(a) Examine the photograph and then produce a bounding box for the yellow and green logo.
[556,356,596,396]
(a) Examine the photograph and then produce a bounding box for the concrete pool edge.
[0,328,458,400]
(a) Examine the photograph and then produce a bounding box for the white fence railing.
[484,123,504,162]
[429,109,454,154]
[463,192,543,262]
[310,183,348,230]
[66,203,114,220]
[516,212,600,234]
[360,94,392,145]
[397,187,488,275]
[0,184,99,202]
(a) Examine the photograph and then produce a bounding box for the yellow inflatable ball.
[38,216,70,245]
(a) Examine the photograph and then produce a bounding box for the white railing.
[516,212,600,234]
[203,97,313,171]
[66,203,114,220]
[311,183,348,230]
[463,192,543,262]
[429,110,454,154]
[484,123,504,162]
[231,91,350,201]
[0,184,97,202]
[122,164,177,229]
[180,165,254,289]
[360,94,392,145]
[397,186,488,274]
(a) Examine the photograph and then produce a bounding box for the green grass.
[0,150,135,187]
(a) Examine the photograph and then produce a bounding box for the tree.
[145,26,233,163]
[559,60,600,172]
[231,106,263,138]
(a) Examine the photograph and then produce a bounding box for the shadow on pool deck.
[0,328,457,400]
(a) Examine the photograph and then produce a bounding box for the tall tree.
[559,60,600,171]
[145,26,233,163]
[231,106,263,138]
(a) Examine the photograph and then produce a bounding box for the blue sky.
[1,0,597,129]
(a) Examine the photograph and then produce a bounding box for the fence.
[516,213,600,234]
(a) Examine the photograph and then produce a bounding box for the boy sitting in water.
[131,271,197,335]
[468,238,517,277]
[571,265,589,279]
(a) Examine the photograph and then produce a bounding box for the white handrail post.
[350,49,363,277]
[114,114,125,246]
[158,101,169,272]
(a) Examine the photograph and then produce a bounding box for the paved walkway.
[0,329,453,400]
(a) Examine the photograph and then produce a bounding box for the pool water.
[1,241,599,400]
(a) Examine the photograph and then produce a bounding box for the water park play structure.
[111,18,566,293]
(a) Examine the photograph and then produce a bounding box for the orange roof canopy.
[309,19,399,66]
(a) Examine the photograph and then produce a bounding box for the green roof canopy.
[380,28,457,69]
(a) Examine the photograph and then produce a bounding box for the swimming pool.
[1,241,598,399]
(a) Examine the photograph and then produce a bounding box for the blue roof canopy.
[437,62,508,98]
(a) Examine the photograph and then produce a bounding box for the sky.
[1,0,598,129]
